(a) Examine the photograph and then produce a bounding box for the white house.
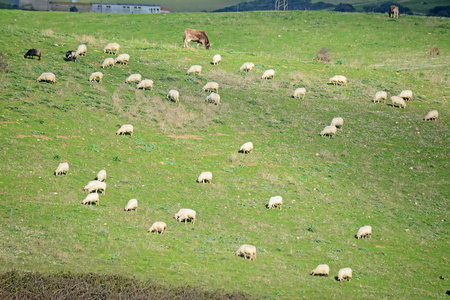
[91,3,163,13]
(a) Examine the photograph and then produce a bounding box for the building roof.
[91,3,160,6]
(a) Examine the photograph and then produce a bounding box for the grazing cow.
[183,28,211,50]
[389,5,399,18]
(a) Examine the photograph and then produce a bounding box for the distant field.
[0,9,449,299]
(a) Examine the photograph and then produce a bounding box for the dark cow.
[389,5,399,18]
[24,49,41,60]
[183,28,211,50]
[65,50,78,62]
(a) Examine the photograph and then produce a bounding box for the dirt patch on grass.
[168,134,202,140]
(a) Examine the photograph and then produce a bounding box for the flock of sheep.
[29,34,440,284]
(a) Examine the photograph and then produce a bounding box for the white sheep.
[103,42,120,55]
[37,72,56,84]
[115,53,130,65]
[206,92,220,105]
[202,82,219,92]
[76,44,87,56]
[116,124,134,136]
[320,125,337,137]
[398,90,413,101]
[310,264,330,277]
[174,208,196,224]
[102,58,115,69]
[356,225,372,239]
[391,96,406,109]
[338,268,353,281]
[373,91,387,103]
[149,222,167,234]
[89,72,103,83]
[137,79,154,91]
[292,88,306,99]
[212,54,221,65]
[55,162,69,176]
[84,180,107,195]
[187,65,202,75]
[239,62,255,72]
[197,171,212,183]
[330,117,344,129]
[240,142,253,154]
[328,75,347,86]
[82,193,99,206]
[261,69,275,80]
[125,74,142,84]
[424,110,438,121]
[268,196,282,210]
[124,198,138,211]
[167,89,180,103]
[236,244,256,261]
[96,169,106,182]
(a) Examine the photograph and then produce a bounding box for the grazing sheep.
[24,49,41,60]
[102,58,115,69]
[116,124,134,136]
[89,72,103,83]
[137,79,154,91]
[84,180,107,195]
[356,225,372,239]
[310,264,330,277]
[424,110,438,121]
[206,92,220,105]
[202,82,219,92]
[268,196,282,210]
[292,88,306,99]
[174,208,196,224]
[330,117,344,129]
[197,171,212,183]
[96,169,107,182]
[65,50,78,62]
[124,198,138,211]
[115,53,130,65]
[103,42,120,55]
[55,162,69,176]
[187,65,202,75]
[328,75,347,86]
[82,193,99,206]
[149,222,167,234]
[212,54,221,65]
[373,91,387,103]
[261,69,275,80]
[239,62,255,72]
[167,89,180,103]
[76,44,87,56]
[239,142,253,154]
[320,125,337,137]
[338,268,353,281]
[391,96,406,109]
[125,74,142,84]
[37,72,56,84]
[236,244,256,261]
[398,90,413,101]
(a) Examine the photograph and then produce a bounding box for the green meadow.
[0,9,449,299]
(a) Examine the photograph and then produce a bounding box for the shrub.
[314,47,331,62]
[334,3,355,12]
[428,46,440,56]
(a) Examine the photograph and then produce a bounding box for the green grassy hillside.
[0,9,449,299]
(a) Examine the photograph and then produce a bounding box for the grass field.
[0,9,449,299]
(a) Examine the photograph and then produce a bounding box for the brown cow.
[389,5,399,18]
[183,28,211,50]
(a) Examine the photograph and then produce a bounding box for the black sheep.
[24,49,41,60]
